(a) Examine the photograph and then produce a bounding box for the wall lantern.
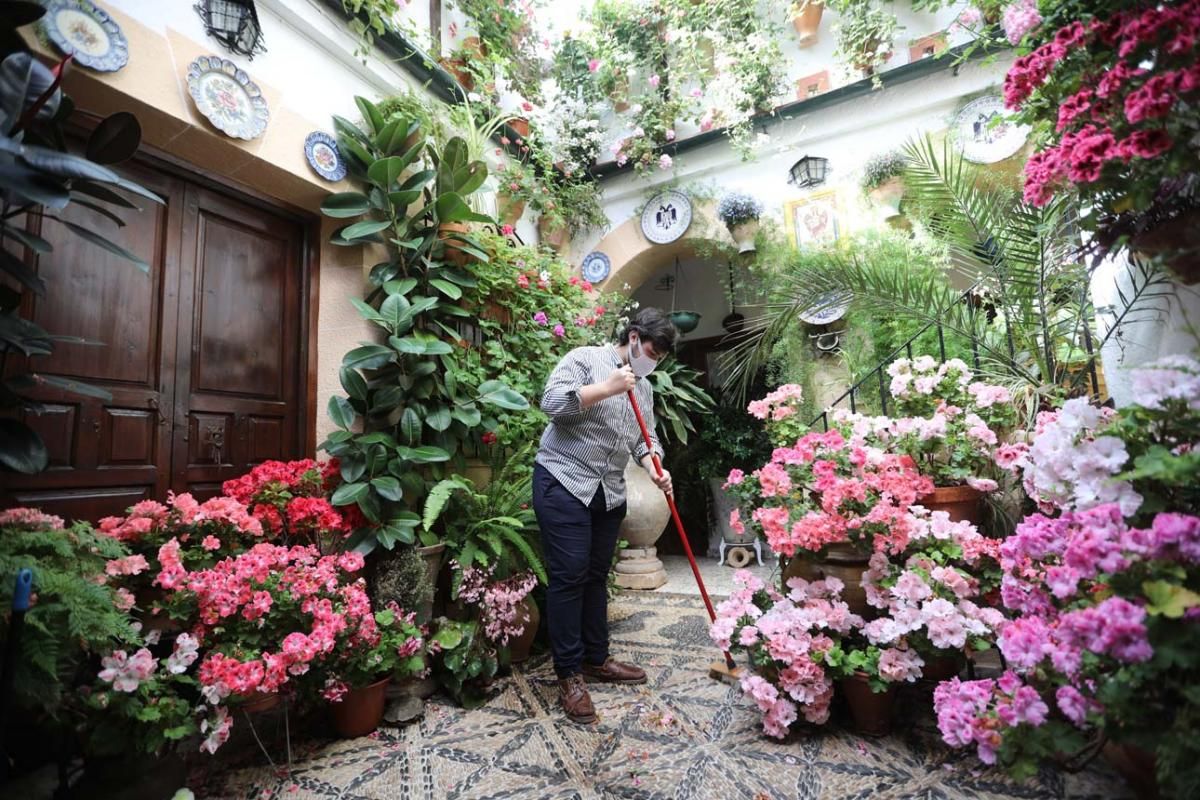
[788,155,830,189]
[195,0,267,59]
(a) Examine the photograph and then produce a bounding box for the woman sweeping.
[532,307,678,723]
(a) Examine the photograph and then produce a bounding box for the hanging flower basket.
[718,192,764,254]
[792,1,825,47]
[669,310,701,333]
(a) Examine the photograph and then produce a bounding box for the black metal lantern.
[788,155,830,189]
[195,0,266,59]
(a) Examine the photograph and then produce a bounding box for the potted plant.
[790,0,826,47]
[710,571,857,738]
[326,607,426,738]
[825,639,923,736]
[321,101,530,555]
[454,564,540,664]
[538,209,571,253]
[718,191,765,254]
[877,356,1020,523]
[860,150,908,219]
[723,411,934,615]
[829,0,901,80]
[428,617,499,708]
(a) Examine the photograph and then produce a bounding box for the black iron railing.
[808,284,1104,431]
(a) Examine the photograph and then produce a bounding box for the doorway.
[2,158,314,522]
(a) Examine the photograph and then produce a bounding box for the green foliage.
[722,135,1172,412]
[319,98,529,553]
[0,49,161,473]
[370,545,435,620]
[828,0,903,84]
[448,0,544,102]
[692,396,773,481]
[0,520,137,716]
[860,149,908,193]
[443,447,547,591]
[646,357,715,445]
[429,617,498,708]
[333,608,426,688]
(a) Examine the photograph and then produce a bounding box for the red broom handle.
[626,391,735,669]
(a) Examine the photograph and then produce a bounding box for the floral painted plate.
[186,55,270,141]
[40,0,129,73]
[303,131,346,182]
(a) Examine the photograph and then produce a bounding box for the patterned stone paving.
[199,592,1129,800]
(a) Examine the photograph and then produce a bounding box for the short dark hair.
[618,307,678,353]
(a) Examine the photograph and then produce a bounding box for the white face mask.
[628,335,658,378]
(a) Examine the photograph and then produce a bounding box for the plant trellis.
[194,0,266,59]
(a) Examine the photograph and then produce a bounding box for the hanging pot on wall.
[868,176,905,218]
[497,192,525,226]
[727,218,760,253]
[537,214,570,252]
[791,0,825,47]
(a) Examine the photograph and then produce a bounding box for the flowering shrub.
[717,191,763,227]
[859,150,907,193]
[324,606,426,696]
[222,458,352,541]
[746,383,807,447]
[724,427,933,558]
[830,357,1020,490]
[160,543,371,715]
[710,571,861,737]
[936,356,1200,795]
[456,564,537,647]
[860,508,1005,662]
[1005,1,1200,250]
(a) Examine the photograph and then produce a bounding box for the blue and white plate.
[40,0,129,73]
[186,55,270,141]
[581,251,611,283]
[304,131,346,182]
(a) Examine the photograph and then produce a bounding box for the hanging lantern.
[194,0,267,59]
[788,155,830,189]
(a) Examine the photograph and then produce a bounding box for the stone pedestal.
[614,463,670,590]
[613,545,668,589]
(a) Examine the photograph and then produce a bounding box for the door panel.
[171,186,304,499]
[3,164,184,520]
[2,162,311,522]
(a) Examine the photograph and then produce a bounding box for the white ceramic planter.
[728,218,760,253]
[868,176,905,219]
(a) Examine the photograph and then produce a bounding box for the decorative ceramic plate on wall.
[186,55,270,141]
[580,251,611,283]
[640,190,692,245]
[40,0,129,73]
[953,95,1029,164]
[304,132,346,181]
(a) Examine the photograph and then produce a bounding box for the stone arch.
[595,201,735,294]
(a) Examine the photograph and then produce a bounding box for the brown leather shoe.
[582,657,647,685]
[558,674,597,723]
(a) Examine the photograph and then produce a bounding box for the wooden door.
[3,164,186,520]
[170,186,305,500]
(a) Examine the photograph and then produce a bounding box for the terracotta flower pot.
[460,36,488,61]
[439,58,474,91]
[1103,741,1159,799]
[839,672,896,737]
[331,677,391,738]
[438,221,473,267]
[506,596,540,664]
[792,1,824,47]
[782,553,822,584]
[1131,210,1200,285]
[237,690,282,715]
[537,215,570,253]
[508,117,530,139]
[815,542,871,617]
[868,176,905,219]
[728,218,760,254]
[497,193,525,226]
[919,484,984,526]
[920,652,964,683]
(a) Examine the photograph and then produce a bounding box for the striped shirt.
[536,345,663,511]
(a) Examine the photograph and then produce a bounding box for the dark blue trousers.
[532,463,626,678]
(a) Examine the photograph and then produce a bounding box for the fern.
[423,477,469,531]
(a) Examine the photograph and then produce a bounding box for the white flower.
[467,92,482,103]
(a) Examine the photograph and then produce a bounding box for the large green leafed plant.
[318,97,528,553]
